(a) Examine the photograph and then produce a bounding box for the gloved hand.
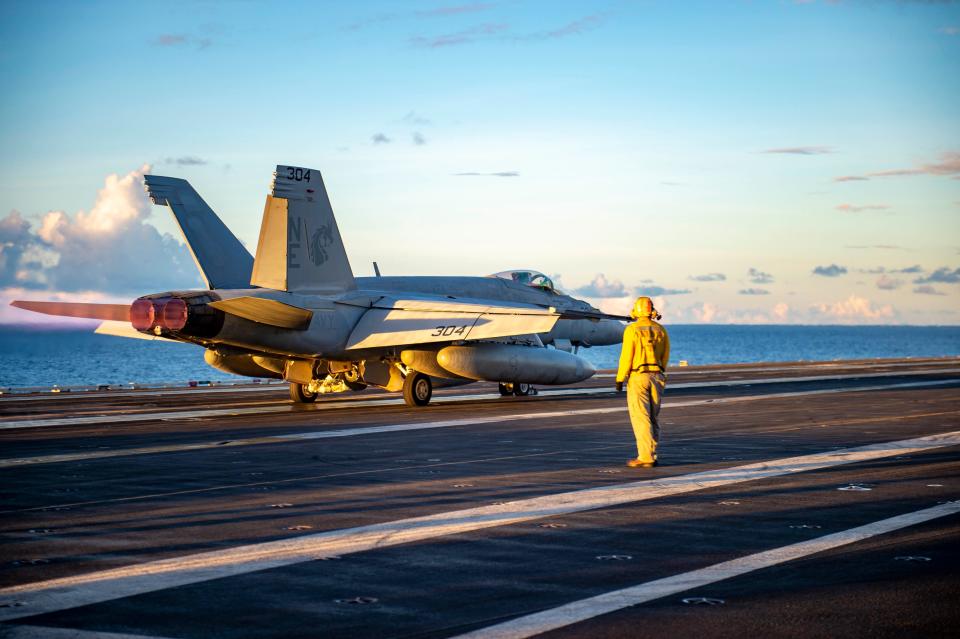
[615,381,623,392]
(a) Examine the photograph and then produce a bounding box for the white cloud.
[771,303,790,322]
[813,264,847,277]
[747,267,774,284]
[761,146,833,155]
[810,295,895,322]
[876,274,903,290]
[0,166,201,301]
[689,272,726,282]
[573,273,629,298]
[690,302,718,323]
[835,203,891,213]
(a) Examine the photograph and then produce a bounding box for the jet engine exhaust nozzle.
[130,299,155,331]
[130,292,224,338]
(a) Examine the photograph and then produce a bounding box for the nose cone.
[577,356,597,380]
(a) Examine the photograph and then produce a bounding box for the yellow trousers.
[627,372,666,462]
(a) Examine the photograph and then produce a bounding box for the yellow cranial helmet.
[631,296,655,319]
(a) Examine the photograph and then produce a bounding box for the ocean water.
[1,325,958,390]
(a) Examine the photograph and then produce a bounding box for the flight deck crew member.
[615,296,670,468]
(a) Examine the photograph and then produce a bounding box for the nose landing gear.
[498,382,533,397]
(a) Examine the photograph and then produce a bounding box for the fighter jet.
[12,165,626,406]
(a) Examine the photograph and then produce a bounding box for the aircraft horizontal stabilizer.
[345,296,560,350]
[10,300,130,322]
[208,296,314,330]
[95,321,173,341]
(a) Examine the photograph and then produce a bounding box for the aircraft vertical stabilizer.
[250,166,356,293]
[143,175,254,289]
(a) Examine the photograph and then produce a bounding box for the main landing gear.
[498,382,532,397]
[289,383,317,403]
[403,372,433,407]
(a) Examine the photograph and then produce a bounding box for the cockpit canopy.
[489,270,561,294]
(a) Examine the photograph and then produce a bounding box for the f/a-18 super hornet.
[13,166,626,406]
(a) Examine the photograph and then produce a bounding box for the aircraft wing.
[344,296,560,350]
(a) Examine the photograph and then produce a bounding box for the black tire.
[343,367,365,391]
[498,382,514,397]
[289,383,317,403]
[403,372,432,407]
[513,382,532,397]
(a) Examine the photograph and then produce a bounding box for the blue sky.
[0,0,958,324]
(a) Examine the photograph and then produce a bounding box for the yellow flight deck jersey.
[616,318,671,382]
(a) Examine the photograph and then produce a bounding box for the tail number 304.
[432,325,467,337]
[286,167,311,182]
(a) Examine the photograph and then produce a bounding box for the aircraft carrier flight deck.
[1,357,958,638]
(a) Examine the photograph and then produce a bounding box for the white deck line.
[2,368,958,432]
[1,378,956,469]
[1,429,958,622]
[0,625,170,639]
[451,500,960,639]
[593,358,960,378]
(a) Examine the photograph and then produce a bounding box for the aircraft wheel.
[289,383,317,403]
[513,382,532,397]
[498,382,514,397]
[344,367,365,391]
[403,372,432,407]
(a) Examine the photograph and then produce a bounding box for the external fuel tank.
[436,344,595,385]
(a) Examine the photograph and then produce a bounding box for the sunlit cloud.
[0,166,201,306]
[572,273,628,298]
[411,22,508,47]
[835,203,891,213]
[747,268,774,284]
[876,275,903,290]
[516,13,606,40]
[835,151,960,181]
[152,33,212,50]
[689,273,726,282]
[348,3,495,31]
[418,3,495,18]
[813,264,847,277]
[761,146,833,155]
[860,265,923,275]
[454,171,519,177]
[913,285,946,296]
[164,156,207,166]
[402,111,433,126]
[410,12,606,47]
[810,295,895,322]
[635,285,691,296]
[914,266,960,284]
